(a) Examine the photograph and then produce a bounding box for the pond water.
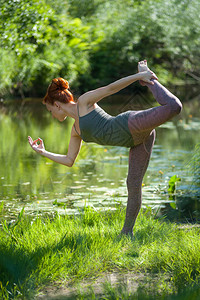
[0,95,200,224]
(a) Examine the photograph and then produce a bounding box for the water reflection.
[0,98,200,223]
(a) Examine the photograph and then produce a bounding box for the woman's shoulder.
[77,92,90,107]
[77,99,99,117]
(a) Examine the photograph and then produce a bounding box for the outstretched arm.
[28,129,82,167]
[78,69,158,106]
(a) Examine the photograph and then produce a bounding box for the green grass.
[73,281,200,300]
[0,206,200,299]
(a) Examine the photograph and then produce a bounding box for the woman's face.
[46,102,67,122]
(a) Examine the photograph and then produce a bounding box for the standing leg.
[121,130,156,235]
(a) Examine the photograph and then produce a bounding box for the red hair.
[43,77,74,105]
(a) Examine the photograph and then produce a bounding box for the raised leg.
[121,130,156,235]
[130,60,182,133]
[128,79,182,145]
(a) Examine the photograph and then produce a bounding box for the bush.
[0,0,200,97]
[0,0,97,97]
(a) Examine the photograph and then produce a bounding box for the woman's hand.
[138,70,158,85]
[28,136,45,154]
[138,60,158,85]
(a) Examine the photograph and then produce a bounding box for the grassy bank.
[0,206,200,299]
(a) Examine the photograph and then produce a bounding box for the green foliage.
[0,0,98,97]
[168,175,181,211]
[2,207,25,241]
[191,143,200,185]
[0,0,200,97]
[168,175,181,195]
[85,0,200,89]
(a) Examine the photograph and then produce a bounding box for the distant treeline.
[0,0,199,98]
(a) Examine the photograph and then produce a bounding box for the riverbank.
[0,206,200,299]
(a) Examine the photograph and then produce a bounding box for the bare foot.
[138,59,149,73]
[138,60,157,85]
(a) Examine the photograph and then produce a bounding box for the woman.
[28,60,182,235]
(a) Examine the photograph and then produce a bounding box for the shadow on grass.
[0,229,97,299]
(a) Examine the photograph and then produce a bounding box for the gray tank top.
[76,104,134,148]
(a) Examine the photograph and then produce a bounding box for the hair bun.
[44,77,74,104]
[52,77,69,90]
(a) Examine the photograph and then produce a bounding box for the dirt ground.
[36,271,152,299]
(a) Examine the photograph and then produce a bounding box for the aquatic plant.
[190,143,200,187]
[168,175,181,195]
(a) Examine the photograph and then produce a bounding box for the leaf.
[53,200,66,207]
[170,202,176,210]
[9,206,25,230]
[68,38,82,47]
[0,201,4,213]
[168,175,181,194]
[18,206,25,222]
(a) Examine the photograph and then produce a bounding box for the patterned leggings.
[121,80,182,234]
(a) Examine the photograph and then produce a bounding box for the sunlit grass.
[0,206,200,299]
